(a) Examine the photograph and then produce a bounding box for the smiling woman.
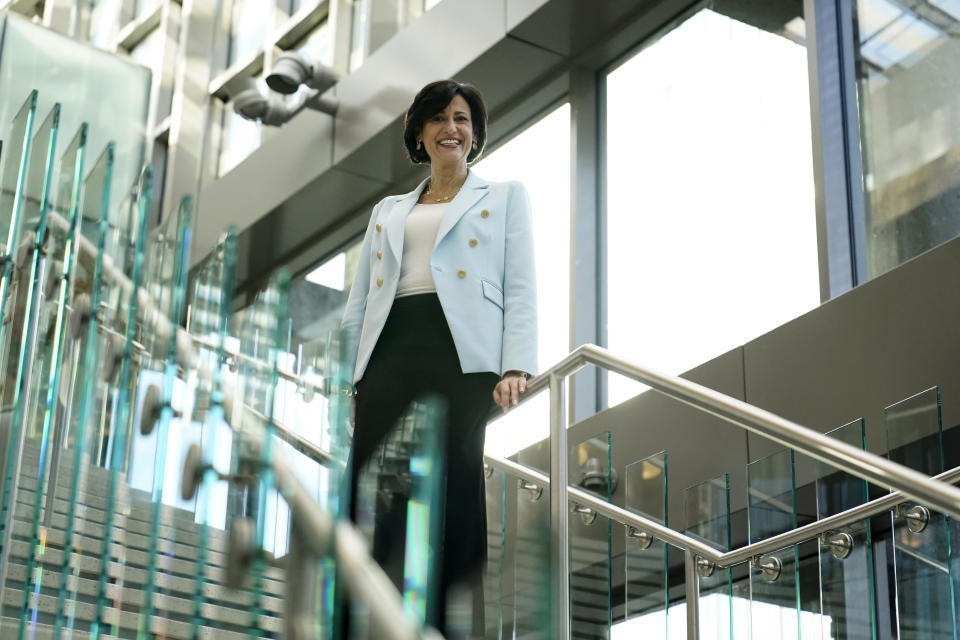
[339,80,537,638]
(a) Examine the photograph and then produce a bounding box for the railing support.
[684,550,700,640]
[548,373,569,639]
[285,517,319,640]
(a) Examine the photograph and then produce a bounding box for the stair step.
[3,561,284,625]
[0,588,279,639]
[3,539,286,602]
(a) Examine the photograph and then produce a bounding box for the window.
[604,7,819,407]
[349,0,446,71]
[217,88,264,177]
[854,0,960,277]
[130,26,172,125]
[476,103,571,458]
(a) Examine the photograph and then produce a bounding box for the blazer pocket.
[481,279,504,310]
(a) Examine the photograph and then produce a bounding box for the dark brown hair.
[403,80,487,164]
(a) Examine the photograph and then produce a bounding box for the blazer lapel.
[433,171,490,249]
[385,177,429,266]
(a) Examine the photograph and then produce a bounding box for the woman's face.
[419,94,474,168]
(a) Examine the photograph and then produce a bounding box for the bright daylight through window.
[605,8,820,407]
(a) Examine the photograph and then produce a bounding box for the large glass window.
[476,103,571,457]
[855,0,960,277]
[349,0,445,71]
[605,7,819,407]
[217,86,264,177]
[130,26,173,124]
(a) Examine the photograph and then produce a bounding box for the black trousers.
[345,294,498,637]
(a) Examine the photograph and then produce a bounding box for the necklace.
[424,177,465,203]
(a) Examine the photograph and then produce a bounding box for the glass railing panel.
[50,142,115,637]
[483,464,508,640]
[8,117,87,638]
[349,394,448,635]
[815,419,876,640]
[747,448,799,640]
[131,196,193,636]
[230,269,290,637]
[685,472,735,640]
[0,100,61,631]
[569,431,612,637]
[0,91,37,258]
[624,450,668,637]
[884,387,957,640]
[400,398,445,631]
[508,394,551,638]
[186,229,245,637]
[91,165,152,637]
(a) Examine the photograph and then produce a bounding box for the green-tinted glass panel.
[51,142,115,637]
[187,230,246,637]
[0,102,61,632]
[401,397,445,629]
[0,91,37,252]
[91,165,152,638]
[815,419,876,640]
[624,450,667,636]
[884,387,957,640]
[229,269,290,637]
[10,119,87,639]
[747,448,799,640]
[685,473,734,640]
[569,431,612,637]
[134,196,193,636]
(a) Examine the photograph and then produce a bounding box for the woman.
[340,80,537,636]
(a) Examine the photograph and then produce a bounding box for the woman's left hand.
[493,371,530,412]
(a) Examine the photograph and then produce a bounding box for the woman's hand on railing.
[493,370,531,412]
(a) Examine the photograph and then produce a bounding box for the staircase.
[0,438,285,639]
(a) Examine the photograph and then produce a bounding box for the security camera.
[266,52,338,95]
[228,54,339,127]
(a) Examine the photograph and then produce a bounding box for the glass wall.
[349,0,446,71]
[475,103,571,458]
[854,0,960,277]
[605,6,819,407]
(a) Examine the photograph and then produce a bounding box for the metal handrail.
[499,343,960,522]
[491,342,960,640]
[483,453,960,567]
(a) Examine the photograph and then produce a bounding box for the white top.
[396,202,447,298]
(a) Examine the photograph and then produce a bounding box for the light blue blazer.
[341,171,538,384]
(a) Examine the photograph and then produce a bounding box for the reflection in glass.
[855,0,960,278]
[884,387,957,639]
[569,432,612,637]
[685,473,735,639]
[605,7,818,406]
[815,420,876,640]
[624,451,667,634]
[747,448,800,640]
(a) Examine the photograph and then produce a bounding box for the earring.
[417,140,422,150]
[472,140,478,150]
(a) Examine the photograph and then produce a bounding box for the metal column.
[548,373,569,639]
[684,549,701,640]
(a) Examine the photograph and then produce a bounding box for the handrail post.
[548,373,569,638]
[684,550,700,640]
[285,517,318,640]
